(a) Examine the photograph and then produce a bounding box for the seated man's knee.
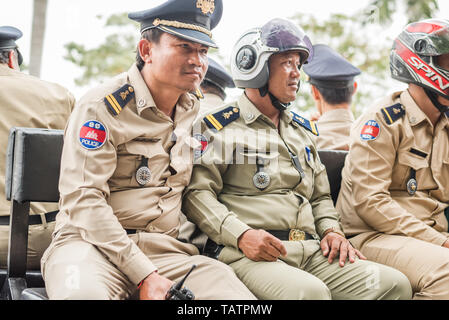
[279,275,331,300]
[366,264,412,300]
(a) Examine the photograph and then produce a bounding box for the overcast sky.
[1,0,448,99]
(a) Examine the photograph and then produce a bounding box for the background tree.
[364,0,439,25]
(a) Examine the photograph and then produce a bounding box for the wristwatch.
[322,227,346,239]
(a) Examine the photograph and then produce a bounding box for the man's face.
[436,53,449,104]
[146,32,209,92]
[267,51,302,103]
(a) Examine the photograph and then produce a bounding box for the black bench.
[1,127,64,300]
[0,127,347,300]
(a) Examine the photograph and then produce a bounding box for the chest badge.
[136,157,152,186]
[253,171,271,190]
[407,178,417,196]
[406,168,417,196]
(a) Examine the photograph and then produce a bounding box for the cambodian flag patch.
[193,133,209,160]
[360,120,380,141]
[79,120,107,150]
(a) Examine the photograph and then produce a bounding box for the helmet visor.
[260,18,314,64]
[414,25,449,56]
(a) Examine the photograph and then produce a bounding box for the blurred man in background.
[304,44,360,151]
[0,25,75,270]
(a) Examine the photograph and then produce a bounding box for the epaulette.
[104,84,135,116]
[192,87,204,100]
[291,111,319,136]
[381,103,405,125]
[204,106,240,131]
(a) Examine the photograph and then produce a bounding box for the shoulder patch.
[380,103,405,125]
[104,84,135,116]
[204,106,240,131]
[291,111,319,136]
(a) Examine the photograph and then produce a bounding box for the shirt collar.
[318,108,354,123]
[401,90,428,127]
[238,93,265,124]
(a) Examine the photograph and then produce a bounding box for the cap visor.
[158,25,218,48]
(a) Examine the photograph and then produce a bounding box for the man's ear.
[138,39,153,64]
[8,50,19,70]
[352,81,358,96]
[310,84,321,101]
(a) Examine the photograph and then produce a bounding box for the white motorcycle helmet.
[231,18,313,110]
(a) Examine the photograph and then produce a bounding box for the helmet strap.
[258,84,291,111]
[424,89,449,113]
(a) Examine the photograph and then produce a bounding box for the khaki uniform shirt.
[315,108,354,151]
[183,93,343,252]
[54,64,199,285]
[0,64,74,217]
[337,90,449,245]
[200,93,225,113]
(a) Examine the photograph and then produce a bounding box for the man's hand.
[238,229,287,262]
[320,232,366,267]
[139,271,174,300]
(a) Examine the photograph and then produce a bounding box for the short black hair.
[0,49,14,64]
[136,28,164,71]
[314,84,355,105]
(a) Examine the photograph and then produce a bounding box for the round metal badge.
[253,171,271,190]
[407,178,417,196]
[136,166,152,186]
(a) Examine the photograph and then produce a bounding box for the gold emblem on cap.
[196,0,215,15]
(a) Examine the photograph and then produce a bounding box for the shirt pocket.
[232,150,280,192]
[112,138,167,187]
[393,151,429,190]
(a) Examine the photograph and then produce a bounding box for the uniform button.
[138,98,146,108]
[149,226,155,231]
[410,116,417,124]
[246,114,255,121]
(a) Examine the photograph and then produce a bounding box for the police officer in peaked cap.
[200,57,235,112]
[41,0,256,300]
[303,44,361,150]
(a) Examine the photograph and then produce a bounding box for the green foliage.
[64,13,139,86]
[365,0,439,25]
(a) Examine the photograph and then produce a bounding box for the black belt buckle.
[267,229,314,241]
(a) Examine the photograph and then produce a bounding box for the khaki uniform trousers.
[41,230,256,300]
[218,240,412,300]
[0,221,55,269]
[350,232,449,300]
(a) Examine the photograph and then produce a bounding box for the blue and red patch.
[79,120,107,150]
[360,120,380,141]
[193,134,209,159]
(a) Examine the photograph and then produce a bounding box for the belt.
[203,229,316,260]
[0,210,58,226]
[126,229,137,235]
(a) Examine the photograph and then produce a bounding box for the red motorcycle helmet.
[390,19,449,101]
